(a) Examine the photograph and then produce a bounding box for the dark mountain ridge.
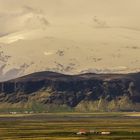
[0,71,140,111]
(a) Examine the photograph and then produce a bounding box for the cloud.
[92,16,140,32]
[0,6,49,38]
[92,16,110,28]
[124,46,140,50]
[118,26,140,32]
[22,6,49,26]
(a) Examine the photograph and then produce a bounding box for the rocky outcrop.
[0,71,140,111]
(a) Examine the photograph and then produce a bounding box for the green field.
[0,112,140,140]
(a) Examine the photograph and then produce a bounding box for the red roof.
[79,129,88,132]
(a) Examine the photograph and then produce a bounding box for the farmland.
[0,112,140,140]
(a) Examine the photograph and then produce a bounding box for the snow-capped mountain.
[0,27,140,82]
[0,0,140,81]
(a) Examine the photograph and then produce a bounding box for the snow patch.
[44,51,54,56]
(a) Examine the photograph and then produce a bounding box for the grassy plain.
[0,112,139,140]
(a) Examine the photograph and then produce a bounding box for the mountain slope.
[0,71,140,111]
[0,24,140,82]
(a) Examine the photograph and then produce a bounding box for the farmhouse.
[76,129,111,135]
[89,130,95,133]
[101,131,111,135]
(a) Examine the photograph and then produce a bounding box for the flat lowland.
[125,112,140,117]
[0,112,139,140]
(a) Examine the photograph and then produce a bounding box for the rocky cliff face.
[0,71,140,111]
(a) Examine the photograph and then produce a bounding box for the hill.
[0,71,140,112]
